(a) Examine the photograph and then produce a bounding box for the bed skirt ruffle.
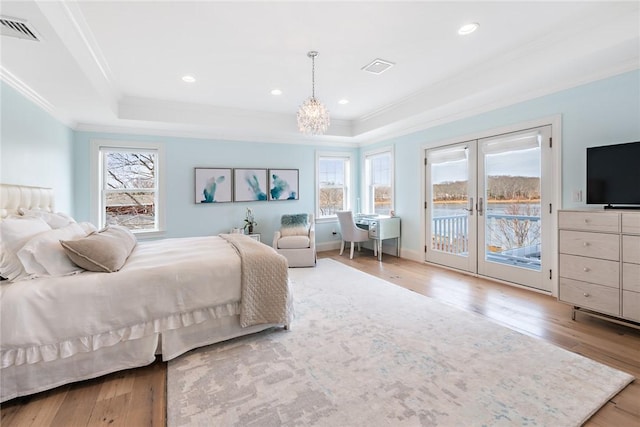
[1,302,240,368]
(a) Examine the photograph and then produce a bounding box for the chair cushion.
[277,235,310,249]
[280,213,310,237]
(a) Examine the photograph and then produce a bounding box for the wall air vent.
[361,58,394,75]
[1,16,40,41]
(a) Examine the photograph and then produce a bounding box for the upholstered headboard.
[0,184,54,219]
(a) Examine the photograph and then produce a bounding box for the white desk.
[355,215,401,261]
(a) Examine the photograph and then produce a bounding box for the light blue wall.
[3,71,638,254]
[73,131,356,244]
[367,70,640,259]
[0,82,75,213]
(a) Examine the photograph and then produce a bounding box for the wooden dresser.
[558,210,640,326]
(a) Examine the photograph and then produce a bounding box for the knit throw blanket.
[220,234,292,328]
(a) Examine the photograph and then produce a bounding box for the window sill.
[316,216,339,224]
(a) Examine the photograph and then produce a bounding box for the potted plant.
[243,208,257,234]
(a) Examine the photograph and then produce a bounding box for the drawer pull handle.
[583,267,590,272]
[583,242,590,247]
[584,219,589,224]
[583,293,590,297]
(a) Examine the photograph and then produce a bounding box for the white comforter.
[1,236,242,368]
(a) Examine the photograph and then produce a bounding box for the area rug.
[167,259,634,427]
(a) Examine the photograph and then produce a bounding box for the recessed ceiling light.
[458,23,479,35]
[271,89,283,95]
[338,99,349,105]
[182,75,196,83]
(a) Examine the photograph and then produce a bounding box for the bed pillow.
[19,209,76,229]
[280,213,310,237]
[78,222,98,234]
[60,225,137,273]
[17,222,87,278]
[0,216,52,281]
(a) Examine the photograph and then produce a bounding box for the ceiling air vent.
[1,16,40,41]
[361,58,394,75]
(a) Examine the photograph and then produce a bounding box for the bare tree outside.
[104,151,156,230]
[485,175,541,254]
[433,176,539,202]
[366,151,393,215]
[318,157,348,217]
[488,202,541,250]
[373,185,392,215]
[319,187,344,216]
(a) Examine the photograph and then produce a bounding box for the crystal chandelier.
[297,51,330,135]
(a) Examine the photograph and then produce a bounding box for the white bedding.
[1,236,243,369]
[0,184,292,402]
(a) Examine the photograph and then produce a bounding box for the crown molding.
[0,65,55,115]
[116,96,357,143]
[58,1,115,87]
[357,63,639,147]
[0,66,76,128]
[36,0,119,114]
[6,57,636,150]
[74,120,360,148]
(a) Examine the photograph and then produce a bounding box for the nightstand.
[247,234,261,242]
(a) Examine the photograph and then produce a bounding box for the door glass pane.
[430,147,469,256]
[483,139,541,271]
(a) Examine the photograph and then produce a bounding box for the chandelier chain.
[311,54,315,98]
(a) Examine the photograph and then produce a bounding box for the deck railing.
[432,214,469,254]
[432,213,541,268]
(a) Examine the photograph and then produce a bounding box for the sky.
[432,147,540,184]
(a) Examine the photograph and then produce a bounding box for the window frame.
[315,151,354,223]
[90,139,166,238]
[363,146,395,215]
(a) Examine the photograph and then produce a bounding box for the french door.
[425,126,553,292]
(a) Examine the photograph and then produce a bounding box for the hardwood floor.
[2,250,638,426]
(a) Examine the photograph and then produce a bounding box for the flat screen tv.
[586,141,640,208]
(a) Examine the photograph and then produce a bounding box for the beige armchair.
[336,210,372,259]
[272,213,316,267]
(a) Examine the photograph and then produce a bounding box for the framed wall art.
[268,169,299,200]
[234,168,268,201]
[195,168,233,203]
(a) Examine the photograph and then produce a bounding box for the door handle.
[477,197,484,216]
[465,197,474,215]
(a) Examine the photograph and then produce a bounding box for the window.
[316,152,352,219]
[91,140,165,235]
[364,148,394,215]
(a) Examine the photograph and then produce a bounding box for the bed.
[0,184,292,402]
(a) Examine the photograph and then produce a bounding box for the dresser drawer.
[622,235,640,264]
[559,254,620,288]
[558,211,619,233]
[623,263,640,293]
[622,291,640,322]
[622,213,640,235]
[559,230,619,261]
[559,278,620,316]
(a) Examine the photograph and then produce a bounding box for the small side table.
[247,234,261,242]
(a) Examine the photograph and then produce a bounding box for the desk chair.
[336,211,372,259]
